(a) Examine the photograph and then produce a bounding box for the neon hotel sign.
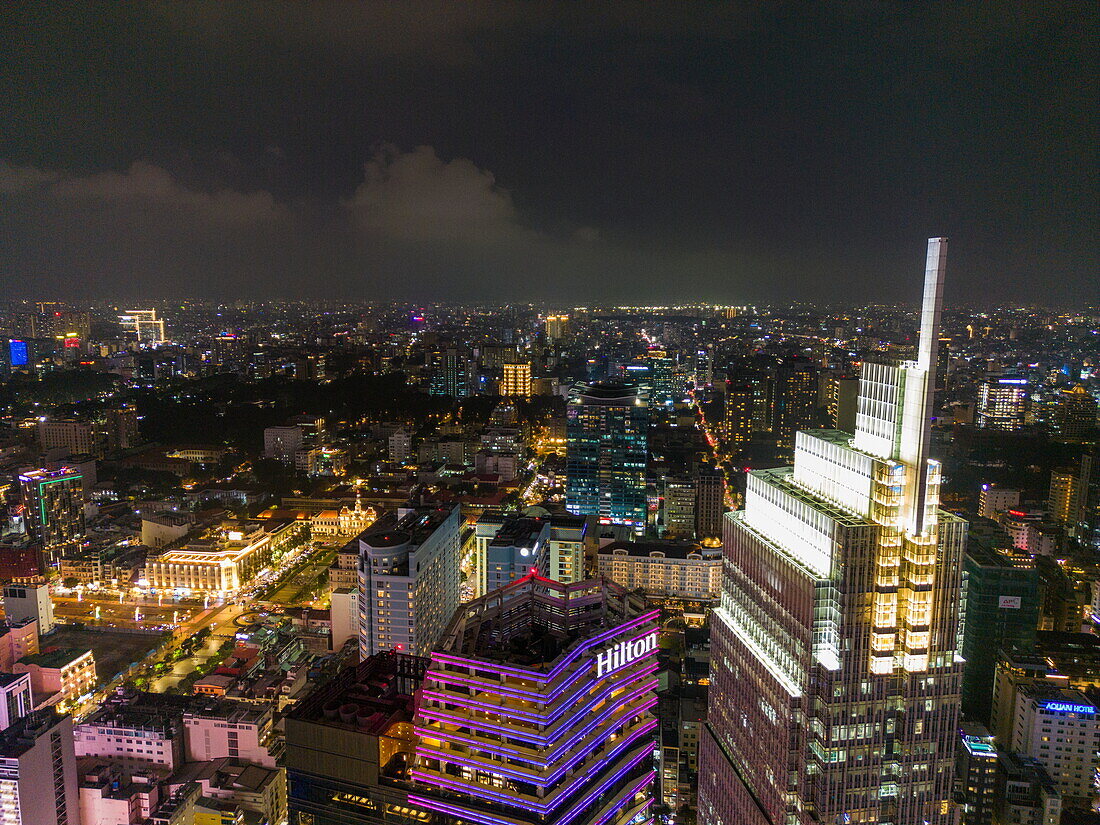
[596,632,657,678]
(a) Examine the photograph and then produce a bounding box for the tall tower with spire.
[698,239,965,825]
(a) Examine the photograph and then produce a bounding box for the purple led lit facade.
[411,573,658,825]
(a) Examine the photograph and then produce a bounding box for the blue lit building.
[566,382,648,534]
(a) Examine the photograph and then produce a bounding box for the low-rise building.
[14,648,96,706]
[75,692,186,771]
[145,519,305,596]
[142,512,194,549]
[0,619,39,672]
[597,540,721,601]
[167,758,285,825]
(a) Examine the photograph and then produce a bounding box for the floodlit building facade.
[699,238,966,825]
[501,361,533,398]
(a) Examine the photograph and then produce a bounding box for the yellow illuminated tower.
[699,239,964,825]
[501,361,532,398]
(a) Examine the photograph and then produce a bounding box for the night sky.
[1,2,1096,305]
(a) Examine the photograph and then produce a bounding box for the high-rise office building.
[118,309,167,344]
[263,425,304,463]
[545,314,569,341]
[501,361,532,398]
[1048,468,1083,528]
[428,348,470,398]
[828,373,860,433]
[357,504,462,659]
[0,710,80,825]
[566,381,648,534]
[977,374,1029,431]
[694,467,724,542]
[956,723,998,825]
[105,405,141,452]
[772,355,818,448]
[18,469,84,569]
[645,350,677,404]
[408,574,658,825]
[284,650,433,825]
[661,476,696,539]
[960,530,1039,722]
[1054,385,1097,440]
[723,381,753,450]
[699,238,965,825]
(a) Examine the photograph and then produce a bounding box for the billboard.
[998,595,1022,609]
[8,340,28,367]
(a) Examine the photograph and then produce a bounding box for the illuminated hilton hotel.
[408,574,659,825]
[699,239,967,825]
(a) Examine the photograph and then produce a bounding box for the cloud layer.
[1,2,1096,304]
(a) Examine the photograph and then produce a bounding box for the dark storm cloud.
[0,1,1096,304]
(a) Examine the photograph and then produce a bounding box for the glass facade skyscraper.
[698,238,966,825]
[566,381,648,534]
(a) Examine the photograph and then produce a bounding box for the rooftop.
[286,650,427,735]
[601,539,712,560]
[436,573,651,671]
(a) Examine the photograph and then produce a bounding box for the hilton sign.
[596,632,657,678]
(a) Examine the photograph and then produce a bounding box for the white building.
[598,541,721,601]
[358,504,462,658]
[0,674,32,731]
[140,511,193,549]
[263,425,303,463]
[183,701,276,767]
[1010,685,1100,808]
[2,583,54,634]
[979,484,1021,518]
[388,429,412,463]
[37,420,98,455]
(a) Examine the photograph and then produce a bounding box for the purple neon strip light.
[415,694,657,769]
[415,683,657,765]
[431,610,659,681]
[412,718,655,816]
[424,626,659,703]
[590,774,655,825]
[411,742,654,821]
[416,717,658,788]
[554,751,654,825]
[416,669,658,744]
[406,795,508,825]
[419,660,657,726]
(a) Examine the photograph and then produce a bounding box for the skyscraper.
[357,504,462,659]
[723,381,753,450]
[0,710,80,825]
[977,374,1029,431]
[18,468,84,569]
[699,238,965,825]
[566,381,648,534]
[772,355,818,448]
[1054,385,1097,440]
[501,361,533,398]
